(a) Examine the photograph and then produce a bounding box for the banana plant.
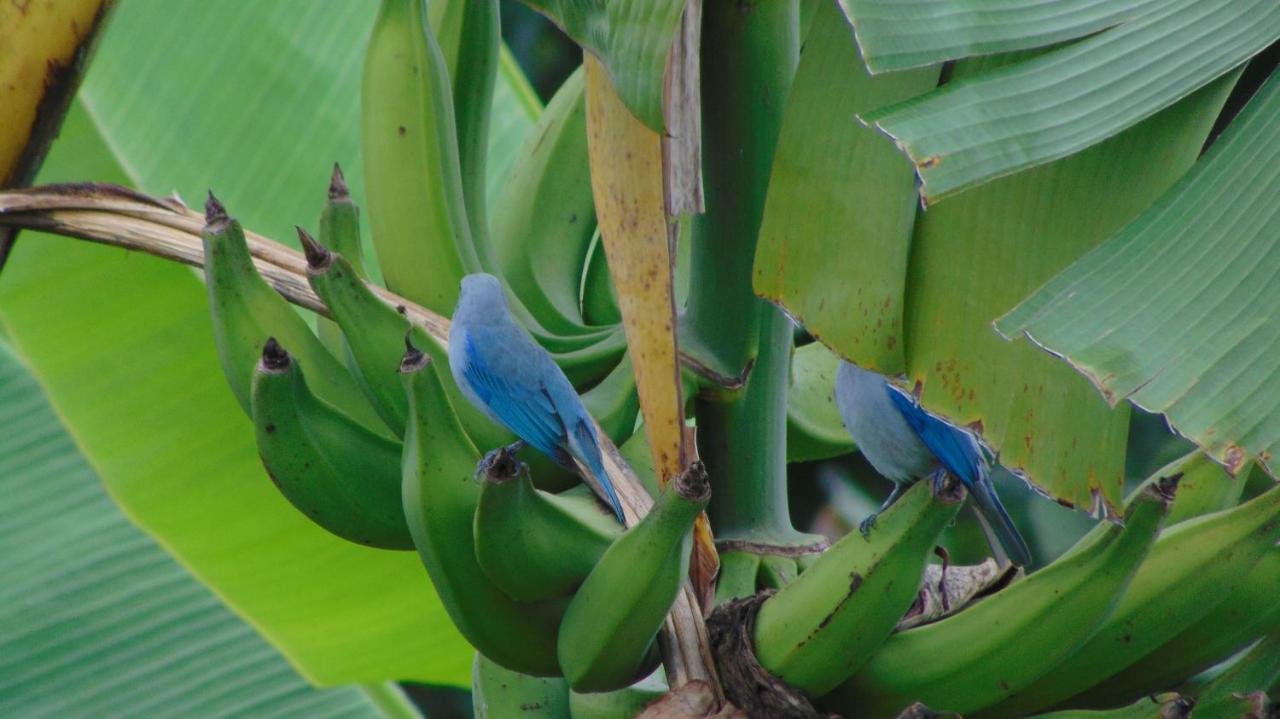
[2,0,1280,717]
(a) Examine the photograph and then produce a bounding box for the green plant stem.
[683,0,799,378]
[700,306,813,546]
[688,0,814,548]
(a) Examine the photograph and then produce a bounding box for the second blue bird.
[835,360,1032,566]
[448,273,624,522]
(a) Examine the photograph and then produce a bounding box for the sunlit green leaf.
[899,61,1239,516]
[999,71,1280,478]
[756,0,937,375]
[0,341,389,718]
[860,0,1279,203]
[0,0,538,686]
[837,0,1163,72]
[521,0,686,131]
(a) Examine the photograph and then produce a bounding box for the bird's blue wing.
[461,333,566,458]
[884,385,984,486]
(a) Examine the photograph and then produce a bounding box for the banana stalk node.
[706,591,833,719]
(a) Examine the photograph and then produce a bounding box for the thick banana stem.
[682,0,798,379]
[683,0,819,554]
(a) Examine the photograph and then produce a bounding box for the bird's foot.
[858,512,880,538]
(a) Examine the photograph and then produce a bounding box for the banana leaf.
[836,0,1164,72]
[0,340,404,718]
[521,0,687,132]
[998,70,1280,479]
[0,0,536,687]
[854,0,1280,203]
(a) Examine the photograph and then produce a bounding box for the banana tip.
[261,337,290,370]
[204,191,228,225]
[328,163,350,200]
[1151,472,1183,505]
[296,226,331,269]
[399,336,429,373]
[674,461,711,503]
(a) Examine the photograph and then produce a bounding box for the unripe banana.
[1026,694,1192,719]
[568,670,668,719]
[362,0,477,316]
[581,353,641,447]
[317,164,366,276]
[489,67,598,335]
[250,339,411,550]
[556,463,712,692]
[201,195,381,429]
[754,477,965,697]
[758,555,799,590]
[1079,547,1280,707]
[427,0,498,252]
[400,345,563,675]
[300,230,505,449]
[979,482,1280,718]
[473,461,622,602]
[1188,627,1280,719]
[315,164,365,361]
[1132,450,1246,526]
[472,651,571,719]
[823,478,1175,718]
[713,550,764,606]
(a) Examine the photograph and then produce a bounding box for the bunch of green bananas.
[192,0,1280,716]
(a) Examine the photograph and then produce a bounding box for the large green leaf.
[998,71,1280,478]
[0,340,394,718]
[755,0,937,375]
[898,61,1238,516]
[858,0,1280,203]
[521,0,686,131]
[0,0,536,686]
[837,0,1164,72]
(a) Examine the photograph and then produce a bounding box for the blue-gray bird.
[448,273,624,522]
[835,360,1031,566]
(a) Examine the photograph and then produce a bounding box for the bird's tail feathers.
[968,474,1032,567]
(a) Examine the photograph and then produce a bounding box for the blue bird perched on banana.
[835,360,1032,566]
[448,272,626,522]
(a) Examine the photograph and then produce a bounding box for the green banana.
[754,477,965,697]
[1026,694,1192,719]
[400,344,563,675]
[758,554,799,590]
[580,227,621,327]
[713,550,764,606]
[473,461,622,602]
[1132,450,1247,525]
[201,194,382,430]
[556,463,712,692]
[1068,547,1280,708]
[427,0,498,252]
[300,229,506,447]
[823,478,1174,718]
[362,0,477,316]
[568,670,667,719]
[489,66,597,335]
[317,163,366,275]
[314,164,365,361]
[249,339,411,550]
[472,651,571,719]
[1188,627,1280,719]
[979,482,1280,718]
[1189,693,1274,719]
[581,353,641,446]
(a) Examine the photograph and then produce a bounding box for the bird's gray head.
[455,273,511,325]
